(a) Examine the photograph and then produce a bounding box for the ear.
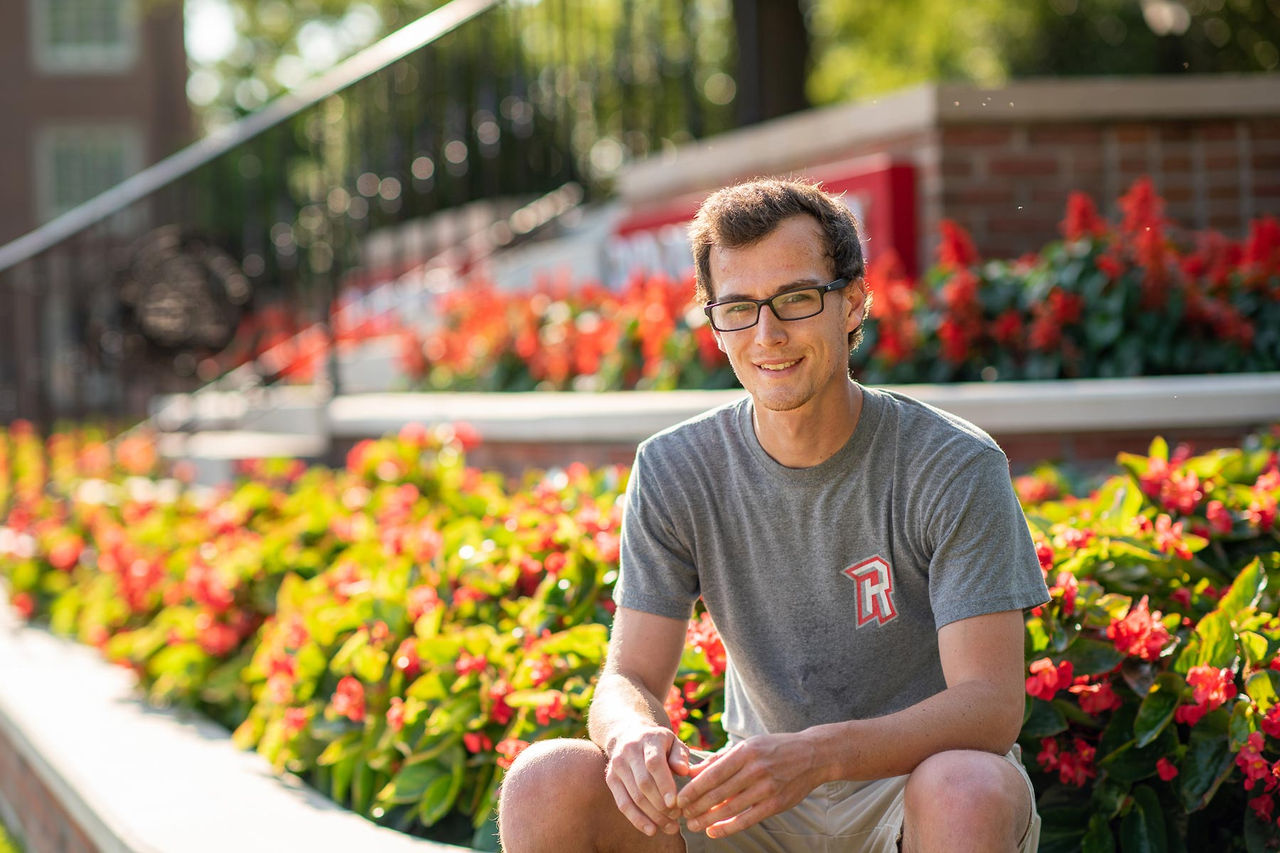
[843,278,867,334]
[713,329,726,352]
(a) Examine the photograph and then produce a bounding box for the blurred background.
[1,0,1278,431]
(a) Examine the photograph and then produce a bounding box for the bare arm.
[588,606,693,837]
[678,609,1027,838]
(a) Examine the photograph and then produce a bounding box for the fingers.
[604,731,684,837]
[667,738,692,777]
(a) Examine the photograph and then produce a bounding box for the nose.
[754,304,788,345]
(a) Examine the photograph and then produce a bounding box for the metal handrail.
[0,0,499,275]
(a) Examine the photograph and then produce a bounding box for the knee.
[499,738,609,827]
[903,750,1027,843]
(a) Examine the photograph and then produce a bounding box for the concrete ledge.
[0,600,467,853]
[618,74,1280,205]
[327,373,1280,443]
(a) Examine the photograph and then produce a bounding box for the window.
[35,125,144,222]
[30,0,139,74]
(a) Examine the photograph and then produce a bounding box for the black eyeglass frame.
[702,278,850,332]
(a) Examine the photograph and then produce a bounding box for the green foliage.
[2,419,1280,848]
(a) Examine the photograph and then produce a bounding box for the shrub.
[2,422,1279,850]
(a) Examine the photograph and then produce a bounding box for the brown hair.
[688,177,869,350]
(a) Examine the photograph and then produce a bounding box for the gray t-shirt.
[615,386,1050,741]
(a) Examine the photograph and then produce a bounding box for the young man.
[498,178,1050,852]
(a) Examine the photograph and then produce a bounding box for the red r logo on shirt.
[843,556,898,627]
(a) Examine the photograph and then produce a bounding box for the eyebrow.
[714,278,826,303]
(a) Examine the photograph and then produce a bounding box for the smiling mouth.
[757,359,799,371]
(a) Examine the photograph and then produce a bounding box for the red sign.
[611,154,919,279]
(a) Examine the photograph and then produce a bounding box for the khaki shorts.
[678,745,1039,853]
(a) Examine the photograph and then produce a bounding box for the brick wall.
[939,116,1280,260]
[0,724,99,853]
[620,77,1280,272]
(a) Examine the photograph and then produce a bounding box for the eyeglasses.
[703,278,849,332]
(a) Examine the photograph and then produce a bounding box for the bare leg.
[498,738,687,853]
[900,750,1032,853]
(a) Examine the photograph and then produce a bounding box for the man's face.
[708,215,865,415]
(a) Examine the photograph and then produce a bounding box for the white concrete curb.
[0,599,470,853]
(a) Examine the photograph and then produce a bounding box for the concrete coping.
[0,599,468,853]
[617,73,1280,205]
[326,373,1280,444]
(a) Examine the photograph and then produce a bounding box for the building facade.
[0,0,190,247]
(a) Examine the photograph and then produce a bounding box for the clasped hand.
[605,728,822,840]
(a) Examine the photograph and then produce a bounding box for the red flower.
[1153,514,1193,560]
[989,309,1024,347]
[10,591,34,620]
[330,676,366,723]
[393,638,421,679]
[664,685,689,731]
[407,585,441,623]
[1069,678,1122,715]
[386,697,407,733]
[496,738,530,770]
[283,707,310,737]
[1106,596,1171,661]
[1205,500,1233,534]
[1261,705,1280,739]
[488,679,514,725]
[1060,192,1108,241]
[1186,664,1237,711]
[1034,539,1055,574]
[686,612,727,677]
[535,692,569,726]
[455,651,488,676]
[1236,733,1276,792]
[1248,793,1275,824]
[1049,572,1079,616]
[463,731,493,754]
[938,220,980,270]
[1160,470,1204,515]
[1156,758,1179,781]
[1026,658,1074,701]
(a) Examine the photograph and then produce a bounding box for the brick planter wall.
[618,75,1280,273]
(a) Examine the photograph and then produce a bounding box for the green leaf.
[1191,611,1237,670]
[331,753,356,806]
[1022,696,1068,738]
[417,746,466,827]
[1090,776,1131,820]
[1083,812,1117,853]
[351,760,376,816]
[1240,632,1271,668]
[1245,670,1280,712]
[1134,672,1184,748]
[1119,785,1168,853]
[317,731,361,766]
[1230,700,1255,752]
[353,645,389,683]
[1063,636,1127,676]
[1148,436,1169,463]
[379,761,448,805]
[1217,558,1266,625]
[1179,711,1235,812]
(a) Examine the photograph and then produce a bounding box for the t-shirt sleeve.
[925,447,1050,628]
[613,446,701,620]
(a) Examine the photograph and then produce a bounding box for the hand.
[676,733,824,839]
[604,724,693,837]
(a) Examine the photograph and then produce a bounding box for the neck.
[752,380,863,468]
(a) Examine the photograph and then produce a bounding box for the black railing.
[0,0,737,428]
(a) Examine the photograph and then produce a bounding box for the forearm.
[587,671,672,752]
[803,678,1024,785]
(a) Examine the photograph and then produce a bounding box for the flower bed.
[1,420,1279,850]
[205,178,1280,391]
[384,177,1280,392]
